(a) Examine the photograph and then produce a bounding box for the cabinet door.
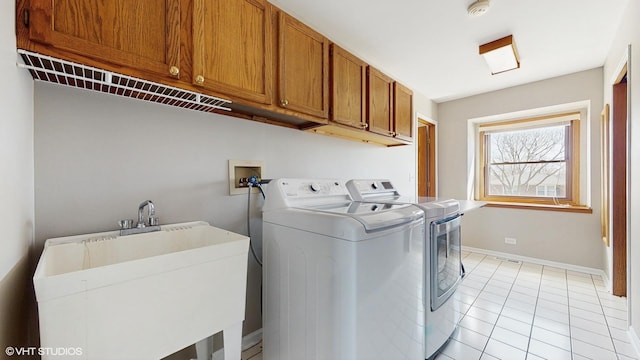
[393,82,413,141]
[330,44,366,129]
[278,13,329,119]
[367,67,394,137]
[28,0,181,79]
[193,0,272,104]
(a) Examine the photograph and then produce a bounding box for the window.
[536,185,559,197]
[478,113,580,206]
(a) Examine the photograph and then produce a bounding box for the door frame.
[612,73,627,297]
[607,46,630,300]
[417,114,437,197]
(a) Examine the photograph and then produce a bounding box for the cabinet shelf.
[18,50,232,113]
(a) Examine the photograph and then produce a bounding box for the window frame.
[477,114,581,206]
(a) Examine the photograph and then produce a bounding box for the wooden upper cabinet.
[393,82,413,141]
[27,0,181,79]
[278,12,329,119]
[330,44,366,129]
[192,0,272,104]
[367,66,394,137]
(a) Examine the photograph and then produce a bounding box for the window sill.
[484,201,593,214]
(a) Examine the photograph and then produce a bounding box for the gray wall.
[33,81,426,339]
[0,0,35,352]
[438,68,605,269]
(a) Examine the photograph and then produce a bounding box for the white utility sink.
[33,221,249,360]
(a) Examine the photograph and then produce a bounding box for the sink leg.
[195,336,212,360]
[223,321,243,360]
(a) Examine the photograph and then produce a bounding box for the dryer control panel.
[346,179,401,201]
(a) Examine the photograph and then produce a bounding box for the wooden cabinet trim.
[192,0,273,104]
[330,44,367,129]
[393,81,413,141]
[367,66,394,137]
[28,0,181,78]
[166,0,181,75]
[278,11,329,119]
[309,122,411,147]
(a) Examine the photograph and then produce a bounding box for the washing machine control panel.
[281,180,345,196]
[264,179,352,210]
[309,182,322,192]
[281,179,349,200]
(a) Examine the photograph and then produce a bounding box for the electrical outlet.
[505,237,517,245]
[228,160,264,195]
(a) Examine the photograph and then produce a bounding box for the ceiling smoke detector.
[467,0,490,17]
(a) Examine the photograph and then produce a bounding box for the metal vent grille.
[494,256,523,264]
[17,49,231,112]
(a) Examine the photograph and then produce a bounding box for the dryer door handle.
[445,233,449,258]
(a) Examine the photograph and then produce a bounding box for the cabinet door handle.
[195,75,205,85]
[360,122,368,129]
[388,131,395,136]
[280,99,289,107]
[169,66,180,77]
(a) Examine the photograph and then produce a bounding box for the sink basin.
[33,221,249,360]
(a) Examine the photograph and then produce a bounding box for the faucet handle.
[119,219,134,230]
[149,217,160,226]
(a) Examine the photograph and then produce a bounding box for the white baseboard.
[211,328,262,360]
[462,246,607,278]
[629,326,640,358]
[601,269,612,292]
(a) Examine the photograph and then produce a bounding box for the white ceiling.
[269,0,629,103]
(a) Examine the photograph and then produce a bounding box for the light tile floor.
[242,251,640,360]
[436,251,639,360]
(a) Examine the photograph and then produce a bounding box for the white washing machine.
[346,179,463,360]
[262,179,426,360]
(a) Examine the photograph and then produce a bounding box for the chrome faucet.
[118,200,161,236]
[137,200,155,228]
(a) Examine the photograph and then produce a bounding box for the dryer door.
[430,214,462,311]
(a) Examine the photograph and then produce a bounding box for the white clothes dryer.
[346,179,463,359]
[262,179,426,360]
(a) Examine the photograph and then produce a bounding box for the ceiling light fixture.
[479,35,520,75]
[467,0,490,17]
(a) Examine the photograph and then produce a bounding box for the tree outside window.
[478,114,579,205]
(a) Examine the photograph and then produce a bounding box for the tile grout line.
[523,263,544,359]
[447,253,496,358]
[530,267,599,358]
[566,272,628,359]
[463,254,498,357]
[591,273,623,359]
[578,273,629,358]
[563,267,575,360]
[461,252,486,277]
[476,258,523,358]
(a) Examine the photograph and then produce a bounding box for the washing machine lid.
[262,179,423,238]
[294,201,423,232]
